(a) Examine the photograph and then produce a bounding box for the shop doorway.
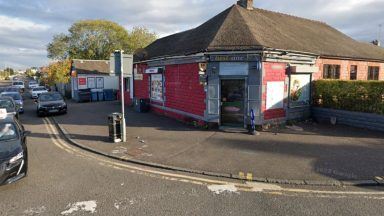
[220,79,245,127]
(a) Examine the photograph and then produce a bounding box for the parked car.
[30,87,48,99]
[0,92,23,113]
[0,113,29,185]
[36,92,67,117]
[28,80,39,89]
[12,81,25,92]
[0,97,19,119]
[3,87,20,93]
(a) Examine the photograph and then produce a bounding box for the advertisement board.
[289,74,311,107]
[78,78,86,86]
[150,74,163,101]
[87,77,96,89]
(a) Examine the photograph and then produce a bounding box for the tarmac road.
[0,80,383,216]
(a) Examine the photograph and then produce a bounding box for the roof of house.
[142,4,384,61]
[72,59,110,75]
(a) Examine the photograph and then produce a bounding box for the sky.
[0,0,383,70]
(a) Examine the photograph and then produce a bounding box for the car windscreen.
[39,94,63,102]
[5,88,19,92]
[1,93,21,100]
[0,123,18,141]
[33,88,46,91]
[0,99,15,111]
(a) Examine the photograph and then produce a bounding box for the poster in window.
[78,77,86,86]
[151,74,163,101]
[96,77,104,89]
[289,74,311,107]
[87,77,96,89]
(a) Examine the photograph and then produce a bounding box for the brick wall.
[132,63,206,123]
[164,63,206,117]
[262,62,287,120]
[117,78,132,105]
[134,64,149,99]
[314,58,384,81]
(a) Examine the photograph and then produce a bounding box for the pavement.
[53,100,384,185]
[2,80,384,215]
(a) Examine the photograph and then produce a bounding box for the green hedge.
[312,80,384,115]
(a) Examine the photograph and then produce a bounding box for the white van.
[12,81,25,91]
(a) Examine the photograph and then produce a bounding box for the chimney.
[237,0,253,10]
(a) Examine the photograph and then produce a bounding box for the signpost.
[113,50,133,142]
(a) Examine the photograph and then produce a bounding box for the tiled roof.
[141,4,384,61]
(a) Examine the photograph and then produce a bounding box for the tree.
[127,27,157,54]
[41,60,71,86]
[47,20,157,60]
[4,67,14,75]
[25,68,34,78]
[47,34,69,60]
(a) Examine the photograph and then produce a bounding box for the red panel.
[262,62,287,120]
[134,64,149,99]
[132,63,206,123]
[164,63,206,117]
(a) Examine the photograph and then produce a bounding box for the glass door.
[221,79,245,127]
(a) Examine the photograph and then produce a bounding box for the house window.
[124,77,130,91]
[323,64,340,79]
[350,65,357,80]
[368,66,380,80]
[150,74,163,101]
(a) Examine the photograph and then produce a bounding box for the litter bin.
[91,90,98,102]
[78,89,91,102]
[134,98,150,113]
[103,89,114,101]
[97,91,104,101]
[108,113,124,143]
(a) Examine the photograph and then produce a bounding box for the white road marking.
[208,184,239,195]
[114,202,120,209]
[43,117,384,199]
[61,201,97,215]
[23,206,46,215]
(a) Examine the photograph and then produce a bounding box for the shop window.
[150,74,163,101]
[124,77,130,91]
[96,77,104,89]
[350,65,357,80]
[323,64,340,79]
[368,66,380,80]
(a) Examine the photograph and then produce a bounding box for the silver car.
[0,92,23,113]
[0,97,19,118]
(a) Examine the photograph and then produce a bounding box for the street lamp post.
[115,50,127,142]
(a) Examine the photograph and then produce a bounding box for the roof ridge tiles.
[250,6,327,25]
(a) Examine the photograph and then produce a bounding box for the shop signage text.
[210,55,260,62]
[145,67,164,74]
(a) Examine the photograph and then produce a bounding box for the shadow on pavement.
[212,136,384,181]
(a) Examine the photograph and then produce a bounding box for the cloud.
[0,15,49,32]
[0,0,383,69]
